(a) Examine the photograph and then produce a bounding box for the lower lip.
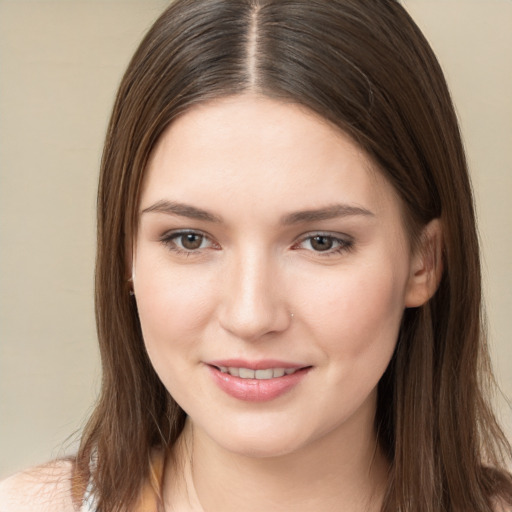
[207,365,311,402]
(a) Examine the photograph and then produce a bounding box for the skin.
[0,94,442,512]
[133,94,440,511]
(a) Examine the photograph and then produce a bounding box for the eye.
[160,230,218,254]
[294,233,353,255]
[178,233,206,250]
[309,235,336,252]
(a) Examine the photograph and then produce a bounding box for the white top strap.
[79,479,97,512]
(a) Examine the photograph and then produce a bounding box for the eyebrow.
[141,200,222,222]
[280,204,375,225]
[142,200,375,225]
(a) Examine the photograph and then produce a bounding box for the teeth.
[239,368,255,379]
[228,366,239,377]
[255,369,273,380]
[217,366,297,379]
[273,368,285,378]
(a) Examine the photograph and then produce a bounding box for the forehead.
[141,94,401,224]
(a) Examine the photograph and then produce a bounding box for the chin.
[196,414,326,460]
[220,434,308,459]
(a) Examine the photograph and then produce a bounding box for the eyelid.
[159,229,219,253]
[158,228,353,256]
[292,231,354,254]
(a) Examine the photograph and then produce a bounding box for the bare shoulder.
[493,496,512,512]
[0,460,78,512]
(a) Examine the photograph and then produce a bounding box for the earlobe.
[404,218,443,308]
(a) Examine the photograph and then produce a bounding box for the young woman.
[1,0,511,511]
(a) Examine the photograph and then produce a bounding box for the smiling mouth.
[207,363,312,401]
[212,366,307,379]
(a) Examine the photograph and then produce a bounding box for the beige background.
[0,0,511,479]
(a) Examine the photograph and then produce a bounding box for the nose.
[218,250,291,342]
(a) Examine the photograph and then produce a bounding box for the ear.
[404,218,443,308]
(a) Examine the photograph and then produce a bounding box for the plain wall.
[0,0,511,478]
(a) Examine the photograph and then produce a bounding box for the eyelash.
[159,230,218,256]
[159,230,354,257]
[293,233,354,256]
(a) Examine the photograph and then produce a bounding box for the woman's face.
[134,95,420,457]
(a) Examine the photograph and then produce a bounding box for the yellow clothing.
[74,451,165,512]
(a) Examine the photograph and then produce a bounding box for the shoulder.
[0,460,78,512]
[493,496,512,512]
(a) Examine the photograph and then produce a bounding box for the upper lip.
[207,359,308,370]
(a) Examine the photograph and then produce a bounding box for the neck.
[164,399,389,512]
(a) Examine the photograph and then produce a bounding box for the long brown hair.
[76,0,512,510]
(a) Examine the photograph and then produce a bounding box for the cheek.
[133,262,219,408]
[298,261,407,366]
[133,257,215,361]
